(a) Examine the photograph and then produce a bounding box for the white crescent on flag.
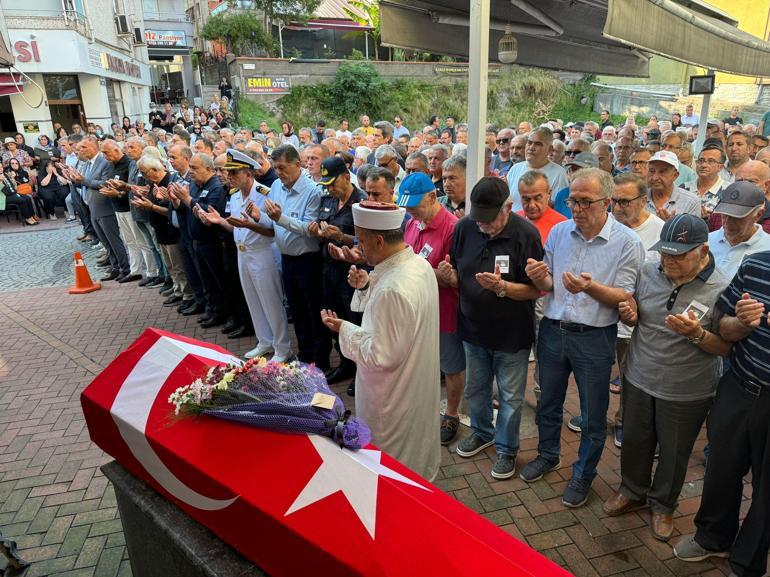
[110,336,241,511]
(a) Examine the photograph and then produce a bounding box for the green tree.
[201,12,276,56]
[343,0,380,60]
[250,0,321,34]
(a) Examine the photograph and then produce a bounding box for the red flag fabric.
[81,328,572,577]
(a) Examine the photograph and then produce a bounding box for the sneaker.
[673,534,729,562]
[456,434,493,458]
[48,214,57,220]
[491,453,517,479]
[567,415,582,433]
[271,353,294,364]
[520,455,561,482]
[440,414,460,445]
[613,424,623,448]
[563,476,591,508]
[245,344,274,359]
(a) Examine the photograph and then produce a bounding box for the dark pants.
[39,185,68,216]
[695,370,770,577]
[71,188,95,236]
[614,338,630,426]
[92,214,129,275]
[282,251,331,369]
[537,319,616,482]
[178,234,205,306]
[4,194,34,218]
[322,262,358,371]
[222,237,251,328]
[620,379,711,514]
[194,240,228,318]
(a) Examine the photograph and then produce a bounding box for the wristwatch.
[688,328,706,344]
[496,282,506,298]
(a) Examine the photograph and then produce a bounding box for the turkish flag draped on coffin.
[81,328,571,577]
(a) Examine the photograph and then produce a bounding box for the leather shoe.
[651,512,674,541]
[163,295,183,306]
[96,258,110,266]
[603,492,646,517]
[200,315,227,329]
[346,382,355,397]
[137,276,155,287]
[176,300,194,313]
[221,319,238,333]
[148,276,166,287]
[100,271,119,281]
[197,313,213,324]
[181,303,204,316]
[226,325,247,339]
[325,366,356,385]
[118,274,142,284]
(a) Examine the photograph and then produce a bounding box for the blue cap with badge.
[396,172,436,208]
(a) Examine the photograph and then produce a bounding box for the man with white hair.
[601,125,617,143]
[507,126,568,212]
[321,200,441,481]
[426,144,449,196]
[374,144,406,194]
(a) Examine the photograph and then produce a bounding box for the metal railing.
[144,11,193,23]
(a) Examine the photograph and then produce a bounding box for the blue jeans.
[537,319,616,482]
[463,342,529,456]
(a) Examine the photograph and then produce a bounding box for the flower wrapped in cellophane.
[169,357,370,450]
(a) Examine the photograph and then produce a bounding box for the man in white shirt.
[507,126,569,211]
[683,143,726,218]
[681,104,700,127]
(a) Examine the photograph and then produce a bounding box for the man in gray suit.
[66,136,130,281]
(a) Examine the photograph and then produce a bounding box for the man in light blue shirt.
[520,167,644,509]
[708,180,770,279]
[507,126,568,212]
[264,144,331,370]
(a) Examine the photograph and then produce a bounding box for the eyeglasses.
[566,197,607,210]
[631,160,649,166]
[495,138,511,145]
[565,150,581,156]
[610,193,646,208]
[695,158,722,166]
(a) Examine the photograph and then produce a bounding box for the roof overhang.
[0,71,25,96]
[286,18,374,31]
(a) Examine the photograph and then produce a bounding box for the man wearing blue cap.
[399,172,464,445]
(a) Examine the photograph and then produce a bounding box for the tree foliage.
[342,0,380,60]
[250,0,321,33]
[201,12,276,56]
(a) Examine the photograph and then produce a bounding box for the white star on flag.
[285,435,430,538]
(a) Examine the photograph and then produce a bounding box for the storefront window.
[44,75,85,133]
[106,80,125,123]
[43,75,80,101]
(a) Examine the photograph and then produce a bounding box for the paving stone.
[94,546,124,577]
[59,525,91,558]
[75,536,108,569]
[27,555,78,577]
[589,550,640,575]
[479,491,521,512]
[43,515,75,546]
[536,509,578,532]
[27,505,58,534]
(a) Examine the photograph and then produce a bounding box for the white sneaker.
[271,353,294,364]
[48,214,57,220]
[244,344,274,359]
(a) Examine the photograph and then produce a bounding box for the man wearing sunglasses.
[490,128,515,179]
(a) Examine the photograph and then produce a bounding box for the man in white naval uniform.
[321,200,441,481]
[202,149,292,361]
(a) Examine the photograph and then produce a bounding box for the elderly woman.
[0,163,37,225]
[604,214,732,542]
[2,137,32,168]
[38,160,70,220]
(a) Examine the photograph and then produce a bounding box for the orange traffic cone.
[69,252,101,294]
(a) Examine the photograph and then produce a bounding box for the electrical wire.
[6,63,44,109]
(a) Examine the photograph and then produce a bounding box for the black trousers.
[70,188,95,236]
[4,194,34,218]
[282,251,331,369]
[92,213,129,275]
[322,262,359,371]
[194,240,228,318]
[620,379,711,514]
[222,237,251,328]
[178,234,206,306]
[38,185,68,216]
[695,370,770,577]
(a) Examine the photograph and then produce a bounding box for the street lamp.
[498,24,518,64]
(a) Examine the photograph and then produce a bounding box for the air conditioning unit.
[133,27,144,45]
[115,14,132,35]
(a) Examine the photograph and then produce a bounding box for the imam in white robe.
[339,247,441,482]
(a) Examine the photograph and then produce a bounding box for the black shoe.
[160,287,175,297]
[100,271,119,281]
[163,295,183,306]
[90,239,101,247]
[200,315,227,329]
[181,303,204,316]
[118,274,142,284]
[197,313,213,324]
[325,366,356,385]
[137,276,155,287]
[221,319,238,333]
[148,276,166,287]
[176,299,194,313]
[346,382,355,397]
[226,325,247,339]
[96,258,110,266]
[158,280,173,293]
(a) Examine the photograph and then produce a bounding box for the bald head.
[736,160,770,199]
[101,139,123,162]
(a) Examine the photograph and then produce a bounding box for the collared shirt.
[230,181,274,251]
[717,250,770,386]
[674,163,696,187]
[268,172,322,256]
[683,176,725,214]
[451,213,543,352]
[646,186,701,217]
[542,214,644,326]
[507,160,569,212]
[404,207,459,333]
[515,207,566,245]
[393,125,410,139]
[438,194,465,218]
[709,225,770,279]
[393,166,407,196]
[625,255,729,401]
[681,113,700,126]
[318,185,367,265]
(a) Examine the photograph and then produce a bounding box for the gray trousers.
[620,379,711,514]
[160,243,192,299]
[92,213,129,275]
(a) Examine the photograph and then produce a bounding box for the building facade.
[143,0,195,103]
[0,0,151,140]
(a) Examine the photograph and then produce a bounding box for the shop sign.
[22,122,39,133]
[144,30,186,47]
[433,63,501,76]
[246,76,291,94]
[101,53,142,79]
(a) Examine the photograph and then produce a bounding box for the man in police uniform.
[203,149,292,360]
[309,156,367,389]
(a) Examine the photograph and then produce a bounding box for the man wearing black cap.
[437,177,543,479]
[309,156,366,388]
[604,214,731,541]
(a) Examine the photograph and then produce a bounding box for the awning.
[285,18,373,31]
[604,0,770,77]
[0,71,25,97]
[148,46,191,57]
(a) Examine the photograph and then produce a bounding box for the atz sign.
[246,76,291,95]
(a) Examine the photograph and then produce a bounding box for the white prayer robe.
[339,247,442,481]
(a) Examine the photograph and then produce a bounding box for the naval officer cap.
[352,200,405,230]
[223,148,259,170]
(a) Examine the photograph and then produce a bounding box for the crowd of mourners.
[4,94,769,577]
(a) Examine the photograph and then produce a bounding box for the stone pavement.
[0,224,752,577]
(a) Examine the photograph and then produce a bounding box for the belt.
[732,371,768,397]
[548,319,600,333]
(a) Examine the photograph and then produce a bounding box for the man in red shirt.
[398,172,464,445]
